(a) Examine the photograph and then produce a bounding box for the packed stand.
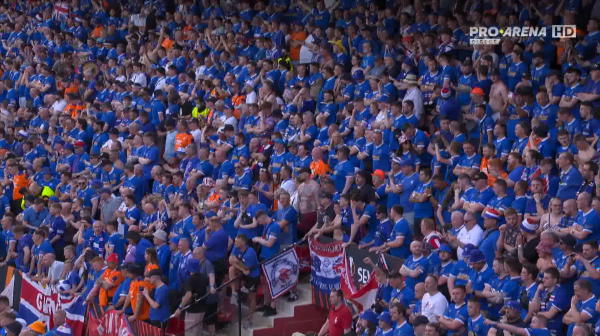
[0,0,598,335]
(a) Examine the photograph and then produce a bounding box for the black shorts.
[242,276,260,292]
[203,303,218,324]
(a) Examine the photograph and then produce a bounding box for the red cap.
[372,169,385,179]
[471,87,485,96]
[107,253,119,264]
[74,141,85,147]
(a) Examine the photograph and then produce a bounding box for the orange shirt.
[174,133,193,152]
[65,103,85,119]
[161,38,174,50]
[129,279,152,321]
[13,174,29,200]
[488,171,508,187]
[99,268,124,306]
[310,160,331,177]
[289,31,307,61]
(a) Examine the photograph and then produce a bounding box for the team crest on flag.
[262,248,300,299]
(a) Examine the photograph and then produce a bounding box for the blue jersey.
[539,285,569,335]
[557,166,583,201]
[450,259,471,288]
[444,302,468,336]
[231,246,260,278]
[332,160,355,193]
[403,255,428,289]
[467,315,490,336]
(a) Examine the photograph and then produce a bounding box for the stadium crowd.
[0,0,598,335]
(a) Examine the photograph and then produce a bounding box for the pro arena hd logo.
[469,25,577,45]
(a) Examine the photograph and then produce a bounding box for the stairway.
[252,303,327,336]
[218,277,326,336]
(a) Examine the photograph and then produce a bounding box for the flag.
[340,249,379,313]
[308,238,344,308]
[18,273,85,335]
[262,248,300,299]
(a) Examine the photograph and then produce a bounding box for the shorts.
[203,303,218,325]
[242,276,260,292]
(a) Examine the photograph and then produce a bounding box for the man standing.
[296,167,320,237]
[318,290,352,336]
[143,269,171,330]
[173,259,208,336]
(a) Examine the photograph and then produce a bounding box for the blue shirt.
[149,284,170,322]
[403,255,428,289]
[23,207,49,228]
[557,166,583,201]
[539,285,569,334]
[204,228,229,262]
[259,221,281,260]
[413,180,434,218]
[479,229,500,266]
[443,302,468,336]
[467,315,489,336]
[332,160,355,192]
[575,209,600,245]
[231,246,260,278]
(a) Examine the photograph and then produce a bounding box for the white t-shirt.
[48,260,65,284]
[299,34,316,64]
[403,87,424,119]
[421,292,448,322]
[457,224,484,260]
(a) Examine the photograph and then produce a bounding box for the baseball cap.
[439,244,452,253]
[148,269,162,277]
[106,253,119,264]
[468,249,486,263]
[27,321,46,334]
[400,157,415,166]
[352,70,365,81]
[359,310,378,324]
[372,169,385,179]
[378,311,393,326]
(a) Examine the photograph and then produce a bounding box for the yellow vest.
[192,106,210,119]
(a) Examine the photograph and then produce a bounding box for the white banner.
[262,248,300,299]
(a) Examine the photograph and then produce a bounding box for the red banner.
[86,309,136,336]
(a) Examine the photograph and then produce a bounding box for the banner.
[17,274,85,335]
[262,248,300,299]
[309,237,405,309]
[86,309,136,336]
[308,238,344,308]
[340,249,379,313]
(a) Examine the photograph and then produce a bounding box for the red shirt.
[328,304,352,336]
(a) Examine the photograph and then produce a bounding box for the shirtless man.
[296,167,320,237]
[489,68,509,120]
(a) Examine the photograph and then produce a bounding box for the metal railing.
[170,237,308,336]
